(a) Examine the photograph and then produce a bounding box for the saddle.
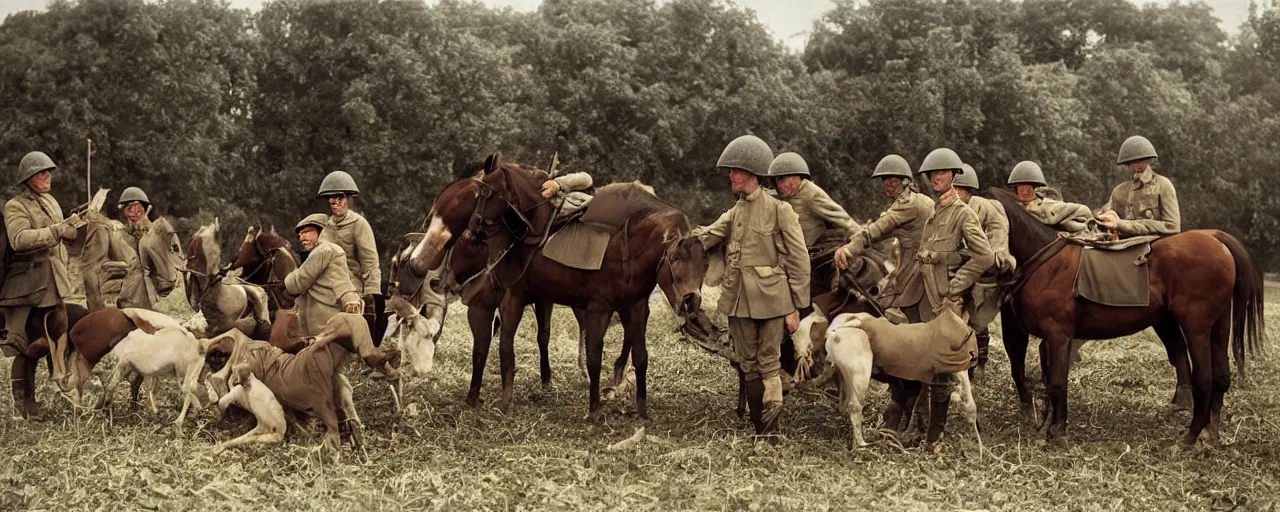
[540,183,670,271]
[1069,235,1160,307]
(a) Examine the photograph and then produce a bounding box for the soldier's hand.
[540,180,561,199]
[833,247,850,270]
[56,222,78,241]
[1097,210,1119,230]
[785,311,800,333]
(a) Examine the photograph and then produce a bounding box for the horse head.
[407,174,486,279]
[230,224,263,272]
[473,152,551,240]
[184,219,222,309]
[139,216,184,298]
[382,294,441,376]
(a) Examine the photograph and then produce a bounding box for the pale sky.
[0,0,1257,50]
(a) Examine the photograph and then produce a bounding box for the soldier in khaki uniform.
[1007,161,1095,233]
[834,154,934,321]
[317,172,382,300]
[2,152,80,378]
[913,148,994,448]
[538,170,595,221]
[285,214,363,337]
[953,164,1011,380]
[82,187,156,311]
[768,152,862,298]
[1097,136,1181,237]
[699,135,810,437]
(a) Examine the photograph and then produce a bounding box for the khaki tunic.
[1023,197,1094,233]
[551,172,593,220]
[700,187,810,319]
[857,187,933,308]
[965,195,1008,256]
[81,216,147,311]
[320,211,381,296]
[2,190,73,307]
[284,240,362,336]
[916,190,994,318]
[780,180,862,247]
[1101,170,1180,237]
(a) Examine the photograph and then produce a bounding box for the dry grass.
[2,281,1279,510]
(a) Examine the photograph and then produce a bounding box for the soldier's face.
[26,170,51,194]
[1127,159,1151,173]
[729,169,758,195]
[123,202,146,224]
[1014,184,1037,203]
[328,195,349,217]
[775,176,803,196]
[881,177,902,198]
[298,227,320,250]
[928,170,955,193]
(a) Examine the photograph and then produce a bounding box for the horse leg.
[620,301,650,418]
[574,307,589,380]
[1181,323,1216,446]
[604,313,633,401]
[1207,314,1232,445]
[534,298,554,389]
[465,305,496,408]
[584,309,611,420]
[1152,317,1193,411]
[1043,335,1072,444]
[495,294,526,415]
[1000,305,1036,425]
[128,371,145,412]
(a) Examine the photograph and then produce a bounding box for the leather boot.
[880,402,903,431]
[1,331,29,359]
[923,374,954,450]
[969,333,990,382]
[746,379,765,435]
[760,375,783,437]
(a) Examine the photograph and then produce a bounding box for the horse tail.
[1211,231,1266,378]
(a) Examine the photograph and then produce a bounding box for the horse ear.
[483,152,503,174]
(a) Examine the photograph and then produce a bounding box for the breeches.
[729,316,785,381]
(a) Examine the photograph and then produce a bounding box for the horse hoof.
[495,400,512,416]
[465,394,483,408]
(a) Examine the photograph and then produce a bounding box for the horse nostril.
[681,293,700,317]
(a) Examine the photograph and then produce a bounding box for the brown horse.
[184,219,272,338]
[394,175,601,404]
[230,224,298,315]
[417,154,710,418]
[988,187,1265,445]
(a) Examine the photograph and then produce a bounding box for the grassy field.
[1,282,1278,511]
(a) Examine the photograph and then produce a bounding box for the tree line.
[3,0,1279,271]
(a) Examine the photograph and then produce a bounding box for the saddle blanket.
[1074,243,1151,307]
[543,221,611,271]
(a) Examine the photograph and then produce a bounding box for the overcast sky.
[0,0,1257,50]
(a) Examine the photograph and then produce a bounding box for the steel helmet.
[17,151,56,185]
[953,164,980,189]
[870,154,912,179]
[767,152,810,178]
[715,135,774,176]
[117,187,151,208]
[1116,135,1158,165]
[1007,161,1047,187]
[295,213,329,234]
[318,171,360,197]
[918,148,965,174]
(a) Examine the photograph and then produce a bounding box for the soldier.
[538,169,595,221]
[114,187,155,308]
[1097,135,1181,237]
[284,214,363,337]
[953,164,1012,380]
[698,135,810,437]
[833,154,934,323]
[1007,161,1095,233]
[317,171,381,303]
[768,152,862,298]
[913,148,994,448]
[1,152,79,368]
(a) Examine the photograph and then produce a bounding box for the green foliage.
[2,0,1280,269]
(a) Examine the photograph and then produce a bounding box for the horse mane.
[986,187,1058,251]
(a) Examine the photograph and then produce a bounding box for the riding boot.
[760,375,783,439]
[746,379,766,435]
[1,307,31,358]
[923,374,954,450]
[969,332,990,382]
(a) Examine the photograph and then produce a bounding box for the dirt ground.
[1,281,1277,510]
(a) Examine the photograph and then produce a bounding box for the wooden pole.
[86,138,92,201]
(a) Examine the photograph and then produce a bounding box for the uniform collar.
[936,187,959,207]
[739,187,765,202]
